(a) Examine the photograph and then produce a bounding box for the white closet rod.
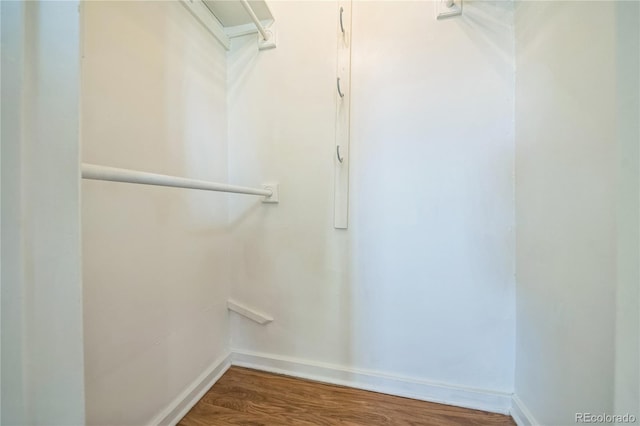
[239,0,270,41]
[82,163,272,197]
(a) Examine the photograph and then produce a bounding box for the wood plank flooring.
[178,367,515,426]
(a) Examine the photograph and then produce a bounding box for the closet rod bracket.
[436,0,463,19]
[257,28,277,50]
[262,183,279,203]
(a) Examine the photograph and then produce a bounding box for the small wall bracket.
[258,28,277,50]
[262,183,279,203]
[227,299,274,324]
[436,0,463,19]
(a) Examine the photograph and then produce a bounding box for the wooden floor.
[179,367,515,426]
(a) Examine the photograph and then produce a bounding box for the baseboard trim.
[510,395,538,426]
[150,352,232,426]
[148,349,522,424]
[230,349,512,415]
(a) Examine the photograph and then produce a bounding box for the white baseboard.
[511,395,538,426]
[230,349,513,415]
[148,348,524,425]
[150,352,232,426]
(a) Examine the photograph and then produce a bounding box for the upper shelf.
[181,0,276,50]
[204,0,273,28]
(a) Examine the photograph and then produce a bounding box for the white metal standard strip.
[82,163,272,197]
[334,1,352,229]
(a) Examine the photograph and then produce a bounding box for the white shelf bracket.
[228,299,273,324]
[182,0,277,50]
[436,0,463,19]
[239,0,277,50]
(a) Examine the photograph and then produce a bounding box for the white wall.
[514,1,639,424]
[613,1,639,419]
[81,2,230,424]
[5,1,633,423]
[1,1,85,424]
[228,0,516,402]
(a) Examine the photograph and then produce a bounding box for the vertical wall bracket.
[334,1,352,229]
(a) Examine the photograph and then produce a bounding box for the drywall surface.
[228,1,515,396]
[514,1,638,423]
[1,1,85,424]
[613,1,640,419]
[81,2,230,424]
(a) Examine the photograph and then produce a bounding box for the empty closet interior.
[1,0,638,425]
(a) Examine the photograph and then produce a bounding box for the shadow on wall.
[459,0,515,81]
